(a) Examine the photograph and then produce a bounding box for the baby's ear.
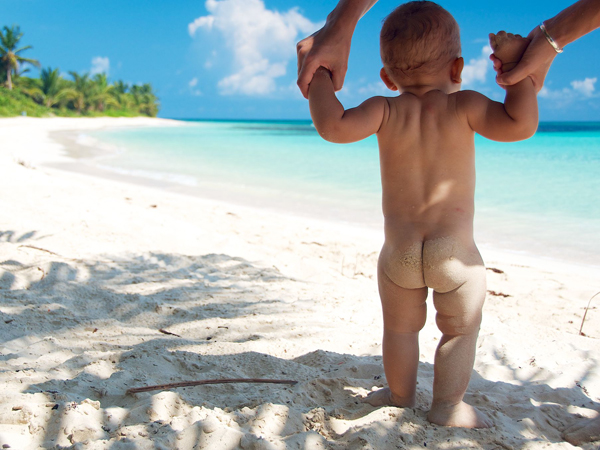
[451,57,464,84]
[380,68,398,91]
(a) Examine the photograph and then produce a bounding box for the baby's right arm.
[308,67,387,143]
[459,33,539,142]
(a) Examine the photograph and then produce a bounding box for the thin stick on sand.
[18,244,62,257]
[126,378,298,395]
[579,291,600,336]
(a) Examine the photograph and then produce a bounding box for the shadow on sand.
[0,230,598,449]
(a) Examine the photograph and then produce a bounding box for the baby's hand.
[489,31,530,73]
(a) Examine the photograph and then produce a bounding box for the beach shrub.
[0,74,161,117]
[0,86,51,117]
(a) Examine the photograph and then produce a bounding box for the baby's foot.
[562,416,600,446]
[427,401,493,429]
[361,387,415,408]
[489,31,530,72]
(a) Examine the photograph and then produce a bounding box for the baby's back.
[377,90,477,241]
[376,90,483,292]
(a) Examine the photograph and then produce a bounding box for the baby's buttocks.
[380,236,484,292]
[380,241,426,289]
[423,236,484,293]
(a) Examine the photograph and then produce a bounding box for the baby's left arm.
[308,67,387,143]
[459,82,538,142]
[457,31,539,142]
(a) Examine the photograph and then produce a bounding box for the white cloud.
[189,15,215,34]
[538,85,570,100]
[571,77,597,97]
[461,45,491,87]
[186,77,202,96]
[539,77,598,102]
[188,0,322,96]
[203,50,218,69]
[90,56,110,76]
[218,60,287,95]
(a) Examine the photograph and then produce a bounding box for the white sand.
[0,117,599,449]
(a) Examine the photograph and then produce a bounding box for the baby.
[308,1,538,428]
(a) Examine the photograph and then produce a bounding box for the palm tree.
[0,25,40,90]
[89,73,118,112]
[111,79,133,110]
[28,67,69,108]
[1,63,31,88]
[63,71,93,113]
[141,83,160,116]
[113,80,129,95]
[130,84,143,104]
[131,83,159,116]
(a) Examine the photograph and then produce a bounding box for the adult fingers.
[330,63,347,92]
[296,37,316,98]
[489,54,502,73]
[496,61,531,86]
[297,59,319,99]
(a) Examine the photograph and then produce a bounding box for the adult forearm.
[544,0,600,48]
[326,0,378,35]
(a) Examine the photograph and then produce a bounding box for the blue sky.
[3,0,600,120]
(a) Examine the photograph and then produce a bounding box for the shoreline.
[1,116,599,449]
[28,117,600,272]
[2,117,598,328]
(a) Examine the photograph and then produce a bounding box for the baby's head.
[380,1,462,87]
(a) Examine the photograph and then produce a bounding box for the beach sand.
[0,117,599,449]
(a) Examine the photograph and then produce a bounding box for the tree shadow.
[0,230,42,243]
[1,233,599,448]
[18,347,600,449]
[1,245,292,347]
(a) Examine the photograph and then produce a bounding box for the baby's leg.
[424,238,491,428]
[364,258,428,407]
[489,31,530,72]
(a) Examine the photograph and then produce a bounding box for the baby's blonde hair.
[380,1,461,78]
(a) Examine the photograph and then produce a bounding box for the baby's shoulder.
[452,90,493,109]
[448,90,496,121]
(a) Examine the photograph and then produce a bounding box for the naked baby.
[308,1,539,428]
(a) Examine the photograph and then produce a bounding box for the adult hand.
[494,25,557,92]
[296,22,352,99]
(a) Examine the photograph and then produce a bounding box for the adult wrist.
[542,16,569,49]
[326,0,368,38]
[539,21,563,53]
[325,10,359,40]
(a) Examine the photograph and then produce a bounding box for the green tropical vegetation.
[0,25,159,117]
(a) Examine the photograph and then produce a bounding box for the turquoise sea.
[85,120,600,267]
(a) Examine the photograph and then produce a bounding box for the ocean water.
[84,120,600,267]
